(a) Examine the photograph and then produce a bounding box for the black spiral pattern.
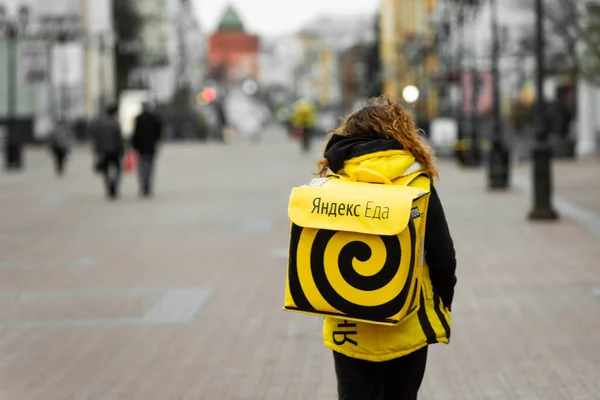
[287,220,416,323]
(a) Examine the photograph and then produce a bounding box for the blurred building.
[339,43,369,111]
[131,0,205,102]
[258,35,302,94]
[577,82,600,156]
[444,0,534,114]
[294,15,374,107]
[380,0,439,121]
[295,29,338,106]
[439,0,596,156]
[0,0,116,140]
[577,1,600,156]
[207,5,259,84]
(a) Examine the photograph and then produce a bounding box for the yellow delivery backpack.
[283,175,431,326]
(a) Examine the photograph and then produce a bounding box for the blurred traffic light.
[197,87,217,105]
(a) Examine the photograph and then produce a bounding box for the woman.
[316,96,457,400]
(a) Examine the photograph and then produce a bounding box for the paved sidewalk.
[0,141,599,399]
[514,155,600,214]
[511,155,600,239]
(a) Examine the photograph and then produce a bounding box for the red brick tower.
[207,5,259,84]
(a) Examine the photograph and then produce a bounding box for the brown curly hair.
[316,95,439,181]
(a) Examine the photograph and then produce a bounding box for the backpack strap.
[328,169,394,185]
[349,168,394,185]
[331,170,431,190]
[394,171,430,189]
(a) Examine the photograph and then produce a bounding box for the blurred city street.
[1,138,599,399]
[1,0,600,397]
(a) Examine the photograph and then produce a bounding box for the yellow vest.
[321,150,451,362]
[291,101,317,128]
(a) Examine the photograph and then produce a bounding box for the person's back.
[292,100,317,152]
[49,122,75,150]
[132,108,162,155]
[287,96,457,400]
[48,121,75,176]
[292,100,317,129]
[89,104,124,199]
[90,113,123,156]
[131,102,163,197]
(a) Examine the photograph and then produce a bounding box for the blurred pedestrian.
[214,98,228,143]
[47,119,75,177]
[131,102,163,197]
[3,126,23,171]
[88,104,124,200]
[314,96,457,400]
[291,99,317,153]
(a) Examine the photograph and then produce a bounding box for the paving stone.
[0,141,598,399]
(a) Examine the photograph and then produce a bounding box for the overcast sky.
[192,0,381,37]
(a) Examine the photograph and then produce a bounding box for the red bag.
[123,151,137,173]
[292,127,304,139]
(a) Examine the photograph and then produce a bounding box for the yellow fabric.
[322,150,452,362]
[288,179,428,236]
[284,177,429,326]
[291,100,317,128]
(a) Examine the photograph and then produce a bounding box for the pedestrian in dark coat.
[48,119,75,177]
[88,104,124,200]
[131,102,163,197]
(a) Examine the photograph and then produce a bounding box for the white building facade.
[132,0,205,103]
[0,0,116,138]
[292,15,375,106]
[576,0,600,156]
[258,35,302,92]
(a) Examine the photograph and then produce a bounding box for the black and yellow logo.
[285,219,420,325]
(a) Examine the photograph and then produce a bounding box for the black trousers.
[51,146,68,176]
[4,141,23,170]
[99,152,122,199]
[136,152,156,196]
[301,127,313,152]
[333,346,428,400]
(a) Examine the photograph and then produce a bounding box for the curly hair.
[316,95,439,181]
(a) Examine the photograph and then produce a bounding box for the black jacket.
[132,111,163,155]
[324,134,458,309]
[89,115,124,155]
[424,185,457,309]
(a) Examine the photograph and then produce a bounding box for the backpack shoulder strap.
[394,171,431,190]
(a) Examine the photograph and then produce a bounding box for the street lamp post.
[432,6,451,115]
[97,34,108,112]
[468,66,483,166]
[487,0,510,189]
[456,6,466,146]
[452,0,482,167]
[58,35,70,122]
[0,3,29,171]
[528,0,559,220]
